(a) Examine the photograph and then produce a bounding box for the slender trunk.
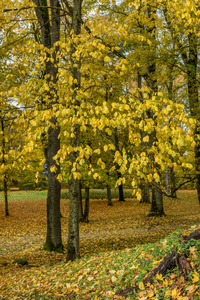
[167,64,177,198]
[34,0,63,251]
[118,172,125,201]
[4,175,8,216]
[83,186,90,222]
[67,0,82,261]
[187,33,200,204]
[170,167,177,198]
[1,119,9,216]
[78,180,83,221]
[115,131,125,201]
[146,5,164,216]
[107,185,113,206]
[45,122,62,251]
[164,11,199,203]
[138,73,150,203]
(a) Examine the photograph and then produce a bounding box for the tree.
[66,0,82,261]
[33,0,63,252]
[163,0,200,202]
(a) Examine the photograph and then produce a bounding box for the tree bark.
[187,33,200,204]
[67,0,82,262]
[139,183,150,203]
[170,166,177,198]
[114,131,125,201]
[164,10,199,204]
[78,180,83,221]
[33,0,63,251]
[117,171,125,202]
[149,188,165,216]
[1,119,9,216]
[83,186,90,222]
[145,5,164,216]
[107,185,113,206]
[138,74,150,203]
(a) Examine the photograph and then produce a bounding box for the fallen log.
[117,228,200,298]
[144,227,200,284]
[143,249,175,284]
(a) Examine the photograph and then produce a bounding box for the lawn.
[0,190,200,299]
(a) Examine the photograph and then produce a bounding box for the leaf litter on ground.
[0,190,200,299]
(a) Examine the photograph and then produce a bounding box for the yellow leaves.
[153,173,160,183]
[155,273,163,281]
[97,158,106,169]
[50,165,57,173]
[93,173,101,180]
[192,273,199,284]
[94,149,101,154]
[143,135,149,143]
[104,145,108,152]
[104,56,111,63]
[139,281,145,290]
[57,173,63,182]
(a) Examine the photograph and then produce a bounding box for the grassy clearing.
[0,190,200,299]
[61,188,134,200]
[0,188,133,201]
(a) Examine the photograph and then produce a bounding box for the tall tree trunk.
[139,183,150,204]
[164,9,199,203]
[138,73,150,203]
[78,180,83,221]
[114,131,125,201]
[170,166,177,198]
[146,4,164,216]
[167,64,177,198]
[67,0,82,261]
[117,173,125,201]
[83,186,90,222]
[187,33,200,203]
[1,119,9,216]
[107,185,113,206]
[149,189,165,216]
[34,0,63,251]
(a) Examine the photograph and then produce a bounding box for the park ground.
[0,190,200,299]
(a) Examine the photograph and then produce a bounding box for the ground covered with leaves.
[0,190,200,299]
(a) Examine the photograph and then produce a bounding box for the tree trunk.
[138,73,150,203]
[107,185,113,206]
[187,33,200,204]
[164,11,199,204]
[114,131,125,202]
[34,0,63,251]
[67,0,82,262]
[78,180,83,221]
[149,188,165,216]
[145,5,164,216]
[83,186,90,222]
[139,183,150,203]
[1,119,9,216]
[4,175,8,217]
[170,166,177,198]
[117,171,125,201]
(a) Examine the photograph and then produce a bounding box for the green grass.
[0,188,134,201]
[0,190,47,200]
[61,188,134,199]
